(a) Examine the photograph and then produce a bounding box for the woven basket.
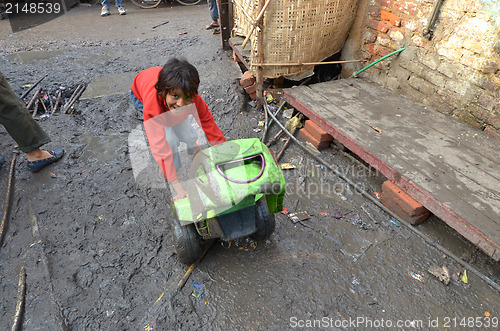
[233,0,360,78]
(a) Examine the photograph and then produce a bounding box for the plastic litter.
[280,163,296,170]
[192,282,204,299]
[408,267,425,282]
[234,237,257,251]
[390,220,399,227]
[287,211,311,223]
[461,269,469,284]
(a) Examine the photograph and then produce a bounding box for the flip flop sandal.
[206,23,219,30]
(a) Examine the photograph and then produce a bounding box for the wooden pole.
[241,0,271,49]
[255,0,265,109]
[251,59,364,67]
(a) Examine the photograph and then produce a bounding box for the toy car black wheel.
[172,218,203,264]
[253,197,276,240]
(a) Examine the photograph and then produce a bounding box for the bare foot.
[26,148,54,162]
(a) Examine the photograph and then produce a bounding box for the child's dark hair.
[155,58,200,100]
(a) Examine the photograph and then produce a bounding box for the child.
[130,58,226,200]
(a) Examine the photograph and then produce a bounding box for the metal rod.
[20,74,47,99]
[353,47,406,77]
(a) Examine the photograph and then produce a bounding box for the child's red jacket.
[131,67,226,182]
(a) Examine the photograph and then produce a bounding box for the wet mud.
[1,2,499,330]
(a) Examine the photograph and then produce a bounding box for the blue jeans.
[130,91,143,113]
[101,0,122,9]
[208,0,219,21]
[130,91,198,170]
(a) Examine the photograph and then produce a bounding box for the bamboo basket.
[233,0,360,78]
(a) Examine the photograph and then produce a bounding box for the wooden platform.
[283,78,500,261]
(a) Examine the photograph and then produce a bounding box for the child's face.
[166,88,194,113]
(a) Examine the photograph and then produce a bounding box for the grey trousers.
[0,71,50,153]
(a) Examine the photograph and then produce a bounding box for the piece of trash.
[192,282,204,299]
[485,311,491,317]
[282,107,294,119]
[98,215,103,221]
[178,32,187,35]
[427,265,450,285]
[408,267,425,282]
[253,128,262,133]
[373,191,380,199]
[144,322,156,330]
[461,269,469,284]
[220,241,231,249]
[319,211,328,216]
[266,93,274,103]
[281,207,288,215]
[234,237,257,251]
[332,210,343,219]
[49,173,57,178]
[287,211,311,223]
[258,121,264,127]
[280,163,296,170]
[390,220,399,227]
[370,126,382,133]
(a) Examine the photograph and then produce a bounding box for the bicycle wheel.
[176,0,203,5]
[131,0,163,9]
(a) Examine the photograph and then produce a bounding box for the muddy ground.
[1,2,499,330]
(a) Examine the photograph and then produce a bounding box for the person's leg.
[206,0,219,29]
[0,71,64,171]
[100,0,110,16]
[164,127,182,170]
[0,71,51,153]
[209,0,219,21]
[115,0,126,15]
[129,91,143,114]
[172,120,198,155]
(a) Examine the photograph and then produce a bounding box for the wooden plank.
[322,79,499,166]
[308,81,500,191]
[229,36,251,72]
[283,82,500,260]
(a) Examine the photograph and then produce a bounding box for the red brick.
[368,19,390,33]
[376,0,394,8]
[397,1,418,16]
[244,81,256,95]
[297,128,330,150]
[233,49,241,63]
[367,5,380,17]
[365,44,376,55]
[240,71,255,88]
[381,9,401,26]
[380,180,430,225]
[363,30,378,44]
[304,120,334,143]
[376,45,393,57]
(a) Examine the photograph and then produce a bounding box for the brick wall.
[342,0,500,135]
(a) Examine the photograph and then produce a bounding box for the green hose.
[353,47,406,77]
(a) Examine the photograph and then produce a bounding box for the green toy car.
[171,138,286,264]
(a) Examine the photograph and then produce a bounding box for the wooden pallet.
[283,78,500,261]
